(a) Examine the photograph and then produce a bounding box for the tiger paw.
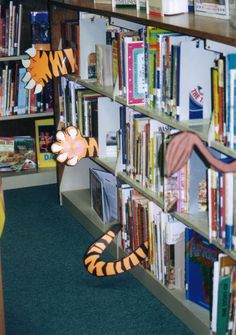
[22,47,75,94]
[22,47,48,94]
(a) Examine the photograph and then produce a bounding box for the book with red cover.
[126,40,145,105]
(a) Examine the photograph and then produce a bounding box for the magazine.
[90,168,118,224]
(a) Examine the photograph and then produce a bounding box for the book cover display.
[30,11,51,50]
[90,168,118,224]
[185,228,219,309]
[35,118,56,168]
[0,136,36,172]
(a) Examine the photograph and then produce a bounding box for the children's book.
[0,136,36,172]
[125,40,145,105]
[30,11,51,50]
[35,118,56,168]
[185,228,220,310]
[90,168,118,224]
[179,39,218,121]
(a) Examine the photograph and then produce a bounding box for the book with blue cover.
[30,11,51,50]
[185,228,219,310]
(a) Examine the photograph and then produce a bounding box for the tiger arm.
[22,48,75,94]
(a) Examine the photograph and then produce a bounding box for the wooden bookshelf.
[0,3,57,190]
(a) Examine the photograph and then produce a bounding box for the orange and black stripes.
[48,49,75,80]
[83,224,149,277]
[25,48,75,89]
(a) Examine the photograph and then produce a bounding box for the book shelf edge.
[1,168,57,190]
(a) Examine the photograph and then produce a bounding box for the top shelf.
[50,0,236,46]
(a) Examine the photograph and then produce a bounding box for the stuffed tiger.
[22,47,75,94]
[83,224,149,277]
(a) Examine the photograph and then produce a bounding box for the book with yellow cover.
[35,118,56,168]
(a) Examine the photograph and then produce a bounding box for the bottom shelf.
[1,168,57,190]
[61,189,210,335]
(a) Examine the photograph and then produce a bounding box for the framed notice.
[35,118,56,168]
[194,0,229,19]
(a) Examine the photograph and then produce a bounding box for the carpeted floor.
[1,184,194,335]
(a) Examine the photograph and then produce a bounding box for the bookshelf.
[0,3,56,189]
[49,1,236,334]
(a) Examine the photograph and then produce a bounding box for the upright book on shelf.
[185,228,220,310]
[97,97,120,158]
[179,39,218,121]
[90,168,118,224]
[125,40,145,105]
[35,118,56,169]
[30,11,51,50]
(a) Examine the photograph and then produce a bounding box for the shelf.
[61,188,210,335]
[69,75,236,160]
[51,0,236,47]
[1,167,57,190]
[94,156,236,261]
[67,75,114,99]
[0,54,28,62]
[0,111,54,122]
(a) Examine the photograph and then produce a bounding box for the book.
[211,254,236,334]
[97,97,120,158]
[90,168,118,224]
[61,19,80,75]
[0,136,36,172]
[185,228,220,310]
[118,183,133,250]
[163,0,188,15]
[194,0,229,19]
[17,67,28,115]
[76,89,101,138]
[0,137,15,172]
[148,0,163,16]
[113,30,140,96]
[30,11,51,50]
[148,0,188,16]
[114,0,137,7]
[164,214,185,289]
[179,39,218,121]
[34,118,56,168]
[125,40,145,105]
[96,44,113,87]
[13,136,37,171]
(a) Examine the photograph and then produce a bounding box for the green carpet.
[1,184,194,335]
